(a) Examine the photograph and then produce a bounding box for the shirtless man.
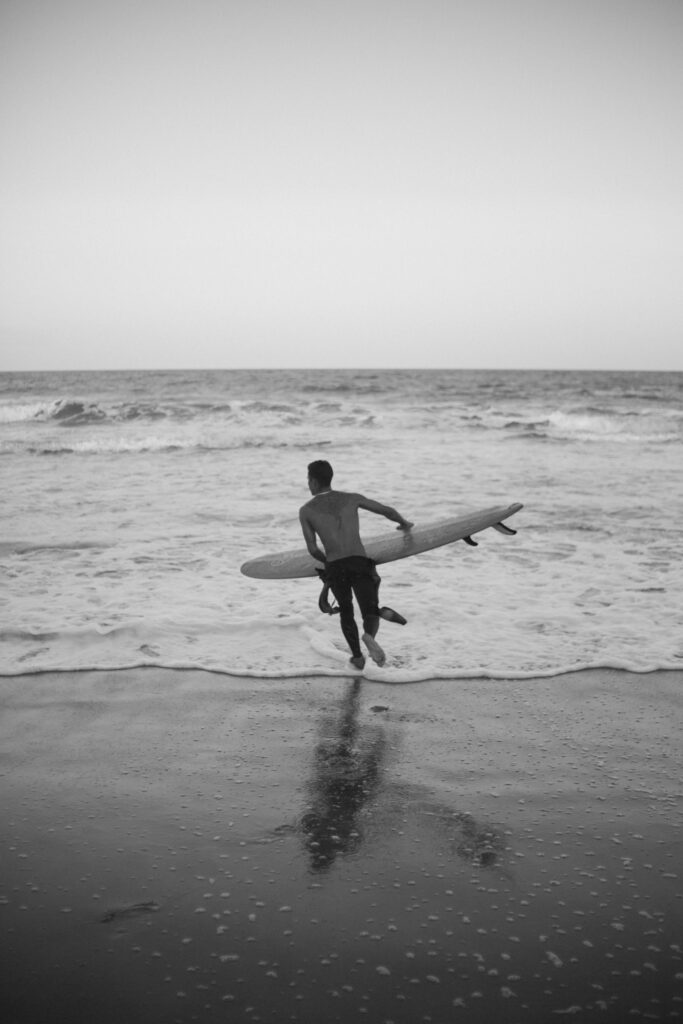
[299,460,413,670]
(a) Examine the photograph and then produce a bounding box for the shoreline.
[2,668,682,1023]
[3,660,682,681]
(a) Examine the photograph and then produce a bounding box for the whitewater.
[2,368,682,682]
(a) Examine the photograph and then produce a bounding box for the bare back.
[300,491,367,562]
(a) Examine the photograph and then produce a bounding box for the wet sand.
[1,668,682,1023]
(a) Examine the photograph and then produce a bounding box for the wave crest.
[485,406,683,444]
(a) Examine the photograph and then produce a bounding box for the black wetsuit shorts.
[325,556,381,658]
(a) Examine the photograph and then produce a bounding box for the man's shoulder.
[326,490,362,507]
[300,490,359,513]
[299,494,331,513]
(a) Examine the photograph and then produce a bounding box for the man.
[299,460,413,670]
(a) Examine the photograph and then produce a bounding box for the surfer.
[299,460,413,670]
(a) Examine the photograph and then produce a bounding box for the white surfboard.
[240,502,523,579]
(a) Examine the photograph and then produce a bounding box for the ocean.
[2,368,682,682]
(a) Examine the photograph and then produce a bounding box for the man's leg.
[328,574,364,666]
[353,565,381,634]
[353,568,386,667]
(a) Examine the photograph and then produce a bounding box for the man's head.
[308,459,333,494]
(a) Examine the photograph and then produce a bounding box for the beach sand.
[2,668,682,1024]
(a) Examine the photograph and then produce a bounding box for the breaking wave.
[486,406,683,444]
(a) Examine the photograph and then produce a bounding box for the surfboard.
[240,502,523,580]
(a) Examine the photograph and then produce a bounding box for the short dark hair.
[308,460,333,487]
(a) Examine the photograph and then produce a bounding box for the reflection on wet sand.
[300,679,386,871]
[299,682,505,874]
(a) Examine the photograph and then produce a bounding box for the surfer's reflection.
[300,679,386,872]
[297,683,506,875]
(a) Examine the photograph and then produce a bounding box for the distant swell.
[1,395,338,428]
[27,438,332,455]
[0,541,109,556]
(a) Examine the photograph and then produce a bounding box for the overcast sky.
[1,0,682,371]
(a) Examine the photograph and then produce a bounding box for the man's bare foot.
[362,633,386,667]
[350,655,365,670]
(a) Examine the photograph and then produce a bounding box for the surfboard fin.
[493,522,517,536]
[463,535,478,546]
[379,606,407,626]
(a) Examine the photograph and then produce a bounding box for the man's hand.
[396,519,414,532]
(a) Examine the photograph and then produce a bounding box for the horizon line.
[1,365,681,375]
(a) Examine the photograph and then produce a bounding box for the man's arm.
[357,495,413,531]
[299,509,327,562]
